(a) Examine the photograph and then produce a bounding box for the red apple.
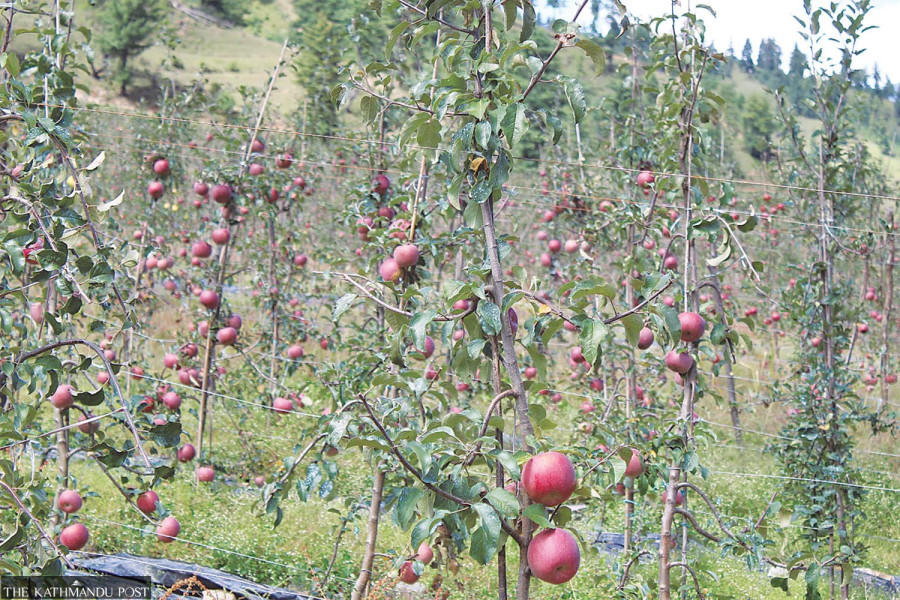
[273,397,293,413]
[193,182,209,196]
[522,451,576,506]
[77,414,100,434]
[638,327,654,350]
[153,159,170,176]
[398,560,419,584]
[178,444,196,462]
[372,174,391,195]
[162,391,181,410]
[199,290,219,309]
[379,258,401,282]
[416,541,434,564]
[210,184,233,204]
[136,490,159,514]
[287,344,304,360]
[393,244,420,268]
[678,312,706,343]
[636,170,655,188]
[418,336,435,359]
[665,350,693,374]
[524,366,538,379]
[156,516,180,543]
[293,254,308,267]
[197,466,214,482]
[59,523,89,551]
[217,327,237,345]
[148,181,164,199]
[211,228,230,245]
[50,384,74,409]
[58,489,83,514]
[624,449,643,477]
[163,353,179,369]
[527,528,580,585]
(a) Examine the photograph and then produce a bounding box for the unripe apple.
[527,528,580,584]
[393,244,420,268]
[50,384,74,409]
[178,444,196,462]
[665,350,694,374]
[136,490,159,514]
[197,466,214,482]
[522,451,576,506]
[156,516,180,543]
[59,523,89,550]
[678,312,706,343]
[58,489,83,514]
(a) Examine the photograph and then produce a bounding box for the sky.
[537,1,900,85]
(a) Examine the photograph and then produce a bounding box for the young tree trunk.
[880,211,895,412]
[351,463,386,600]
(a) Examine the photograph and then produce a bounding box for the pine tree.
[741,39,754,72]
[788,44,807,77]
[97,0,166,95]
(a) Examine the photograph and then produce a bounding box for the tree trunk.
[351,463,386,600]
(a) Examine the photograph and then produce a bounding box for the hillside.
[9,0,900,184]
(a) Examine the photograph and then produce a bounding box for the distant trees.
[201,0,246,25]
[740,39,754,72]
[97,0,166,95]
[742,94,777,160]
[788,44,807,78]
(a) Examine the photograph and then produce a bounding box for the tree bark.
[351,463,386,600]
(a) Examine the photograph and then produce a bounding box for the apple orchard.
[1,1,899,600]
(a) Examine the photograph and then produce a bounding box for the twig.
[521,0,591,100]
[358,393,523,546]
[667,562,705,599]
[617,550,652,590]
[2,339,151,467]
[0,479,76,568]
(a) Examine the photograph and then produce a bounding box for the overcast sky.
[538,1,900,85]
